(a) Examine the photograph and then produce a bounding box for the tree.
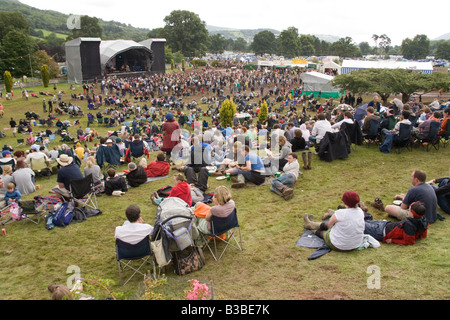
[3,71,13,93]
[161,10,210,57]
[372,34,379,54]
[330,37,361,58]
[209,34,226,54]
[33,50,58,79]
[251,30,277,56]
[0,11,29,45]
[435,41,450,60]
[332,68,433,105]
[299,35,316,56]
[41,64,50,87]
[258,100,269,124]
[0,30,38,77]
[219,99,237,128]
[359,42,372,55]
[401,34,430,60]
[378,34,391,55]
[233,37,248,52]
[67,16,103,40]
[278,27,301,58]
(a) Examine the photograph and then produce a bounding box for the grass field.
[0,79,449,300]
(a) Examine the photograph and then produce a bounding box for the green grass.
[0,81,449,300]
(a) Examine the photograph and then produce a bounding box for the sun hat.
[31,144,40,152]
[106,138,113,144]
[56,154,73,167]
[341,191,360,208]
[165,112,174,120]
[128,162,137,171]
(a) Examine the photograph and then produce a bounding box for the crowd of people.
[1,65,449,292]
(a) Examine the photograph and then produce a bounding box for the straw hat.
[56,154,73,167]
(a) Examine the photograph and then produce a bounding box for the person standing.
[9,118,17,137]
[161,112,180,162]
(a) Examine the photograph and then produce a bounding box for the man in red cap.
[304,191,365,251]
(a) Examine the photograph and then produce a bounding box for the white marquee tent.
[341,59,434,74]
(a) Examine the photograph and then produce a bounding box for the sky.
[19,0,449,46]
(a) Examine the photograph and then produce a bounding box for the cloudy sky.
[20,0,448,46]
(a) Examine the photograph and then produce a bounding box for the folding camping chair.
[68,174,98,210]
[419,121,441,152]
[0,158,16,174]
[362,119,381,147]
[441,122,450,148]
[392,123,413,154]
[18,199,46,225]
[30,156,52,178]
[115,236,156,286]
[201,208,243,261]
[340,120,363,151]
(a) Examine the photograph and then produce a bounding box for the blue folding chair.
[115,236,155,286]
[201,209,243,261]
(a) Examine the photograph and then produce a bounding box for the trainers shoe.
[371,198,385,211]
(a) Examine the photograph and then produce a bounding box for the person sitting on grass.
[4,182,21,204]
[303,191,365,252]
[144,152,170,178]
[125,162,147,188]
[427,169,450,215]
[364,201,428,245]
[104,168,128,196]
[270,153,300,201]
[151,174,192,206]
[374,170,438,224]
[231,145,266,188]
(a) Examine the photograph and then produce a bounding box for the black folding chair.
[392,123,413,154]
[69,174,98,210]
[115,236,155,286]
[362,119,381,147]
[419,121,440,152]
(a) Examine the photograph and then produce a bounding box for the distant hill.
[207,25,340,43]
[434,32,450,41]
[0,0,151,41]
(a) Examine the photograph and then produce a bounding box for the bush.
[3,71,13,93]
[41,65,50,87]
[219,98,237,128]
[191,59,207,67]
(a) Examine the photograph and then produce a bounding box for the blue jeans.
[364,220,389,242]
[433,179,450,214]
[270,173,295,193]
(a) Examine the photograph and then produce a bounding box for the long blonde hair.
[86,156,96,168]
[214,186,232,205]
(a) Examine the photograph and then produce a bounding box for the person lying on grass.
[364,201,428,245]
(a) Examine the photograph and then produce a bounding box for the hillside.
[0,0,151,41]
[207,25,340,43]
[434,32,450,41]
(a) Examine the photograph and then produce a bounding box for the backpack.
[53,201,75,227]
[9,202,23,220]
[155,197,194,221]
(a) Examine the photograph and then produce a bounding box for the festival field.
[0,75,449,300]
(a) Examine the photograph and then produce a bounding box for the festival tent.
[100,40,153,72]
[341,60,434,74]
[300,71,342,99]
[321,60,341,74]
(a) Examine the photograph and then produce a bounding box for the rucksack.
[53,201,75,227]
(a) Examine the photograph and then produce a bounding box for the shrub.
[41,65,50,87]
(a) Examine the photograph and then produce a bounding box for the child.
[5,182,22,204]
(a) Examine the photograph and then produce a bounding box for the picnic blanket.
[296,230,380,260]
[126,175,169,188]
[34,195,63,210]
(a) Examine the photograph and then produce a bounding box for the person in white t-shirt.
[304,191,365,251]
[114,205,153,245]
